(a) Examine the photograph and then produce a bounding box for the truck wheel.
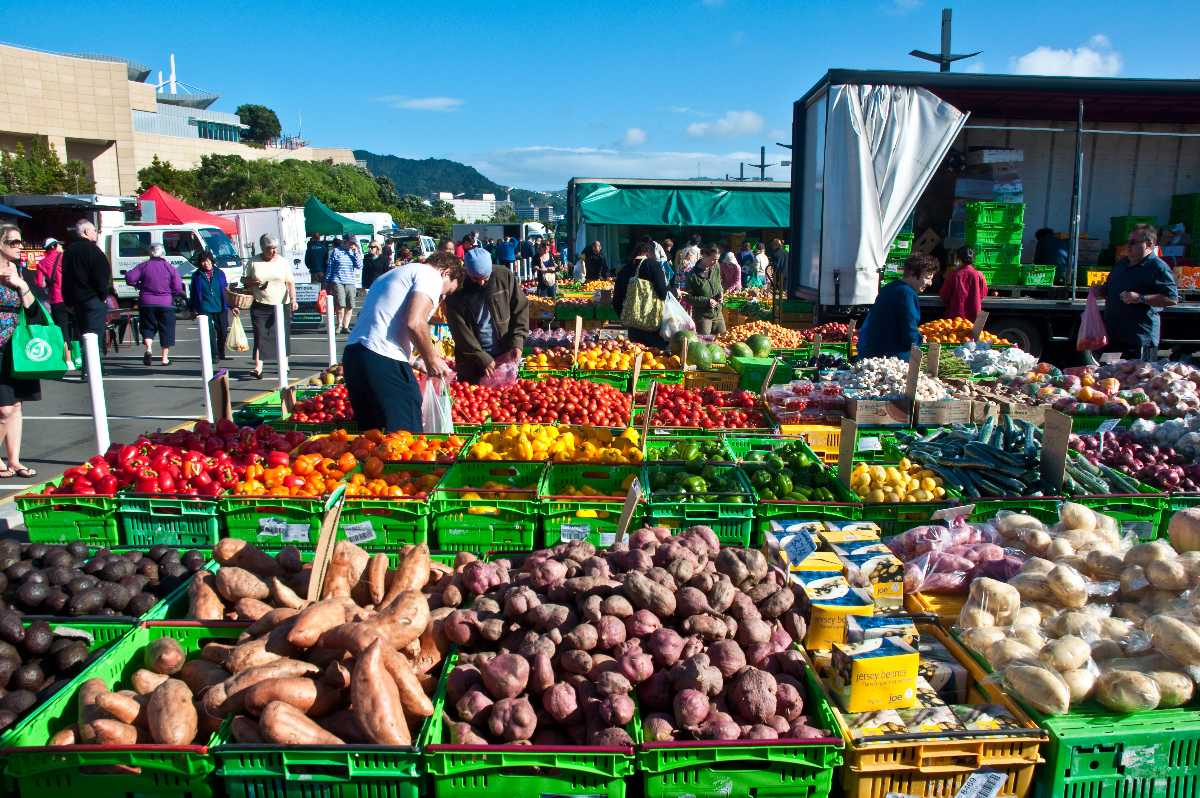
[990,318,1043,357]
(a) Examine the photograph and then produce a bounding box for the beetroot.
[707,639,747,678]
[673,688,710,727]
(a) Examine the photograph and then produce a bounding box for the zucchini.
[977,416,995,443]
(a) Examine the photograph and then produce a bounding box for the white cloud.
[1010,36,1122,77]
[375,95,463,112]
[465,145,789,191]
[621,127,647,147]
[687,110,764,138]
[768,128,788,142]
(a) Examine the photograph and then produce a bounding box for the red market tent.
[137,186,237,236]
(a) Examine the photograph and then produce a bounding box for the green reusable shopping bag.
[11,299,68,379]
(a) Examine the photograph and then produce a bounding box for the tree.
[235,104,282,146]
[489,205,518,223]
[429,199,457,219]
[0,140,95,194]
[136,155,197,197]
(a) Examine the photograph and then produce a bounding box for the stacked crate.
[1170,193,1200,258]
[965,201,1024,285]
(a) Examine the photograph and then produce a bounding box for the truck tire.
[989,317,1043,356]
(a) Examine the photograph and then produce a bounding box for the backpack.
[620,261,663,331]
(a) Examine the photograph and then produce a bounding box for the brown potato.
[147,679,198,745]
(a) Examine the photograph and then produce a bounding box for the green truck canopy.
[304,196,373,236]
[574,180,789,229]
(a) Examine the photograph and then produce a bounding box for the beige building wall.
[133,133,357,173]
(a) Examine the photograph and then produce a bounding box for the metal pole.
[326,302,337,367]
[197,314,214,424]
[274,303,289,389]
[82,332,109,455]
[939,9,952,72]
[1068,99,1084,297]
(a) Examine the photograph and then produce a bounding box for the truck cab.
[103,223,241,303]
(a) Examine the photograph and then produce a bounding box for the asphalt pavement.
[0,315,336,510]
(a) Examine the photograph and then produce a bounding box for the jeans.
[201,310,229,359]
[343,343,423,432]
[694,313,726,336]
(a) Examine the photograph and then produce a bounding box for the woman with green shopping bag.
[0,224,46,479]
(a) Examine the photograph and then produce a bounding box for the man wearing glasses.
[62,219,114,359]
[1103,225,1179,360]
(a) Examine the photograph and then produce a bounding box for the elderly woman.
[242,234,297,380]
[125,242,184,367]
[0,225,44,478]
[685,244,726,336]
[719,251,742,292]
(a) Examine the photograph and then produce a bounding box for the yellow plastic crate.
[778,423,841,464]
[905,592,966,623]
[684,367,740,391]
[1087,270,1109,286]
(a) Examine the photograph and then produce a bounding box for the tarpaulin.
[138,186,237,236]
[303,196,373,236]
[575,182,789,229]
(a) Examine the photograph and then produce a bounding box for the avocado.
[25,544,48,561]
[42,549,74,570]
[0,572,8,595]
[82,558,105,576]
[53,641,89,673]
[0,640,17,660]
[15,581,47,610]
[126,592,158,617]
[67,575,99,594]
[158,549,182,566]
[136,560,160,581]
[0,709,16,732]
[0,611,24,644]
[5,561,33,582]
[22,621,52,656]
[182,551,206,572]
[99,582,131,613]
[68,588,105,616]
[0,539,18,559]
[121,550,144,562]
[0,689,36,715]
[148,545,169,561]
[21,571,46,585]
[160,562,186,582]
[0,656,16,689]
[41,590,68,614]
[119,575,148,594]
[44,566,74,586]
[65,541,89,560]
[12,662,43,692]
[101,559,134,582]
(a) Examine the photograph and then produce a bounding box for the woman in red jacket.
[940,246,987,321]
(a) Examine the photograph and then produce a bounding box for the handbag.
[11,299,68,379]
[619,262,664,332]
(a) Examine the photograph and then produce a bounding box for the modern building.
[0,43,357,196]
[430,192,515,223]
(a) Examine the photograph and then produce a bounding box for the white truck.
[212,206,308,262]
[103,222,242,303]
[341,212,396,248]
[452,221,548,244]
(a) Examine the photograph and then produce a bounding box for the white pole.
[197,314,214,423]
[274,303,289,389]
[326,302,337,367]
[82,332,109,455]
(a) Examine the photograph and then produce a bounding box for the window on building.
[162,231,202,261]
[118,232,151,258]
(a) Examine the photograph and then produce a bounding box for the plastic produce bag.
[659,292,696,340]
[480,360,518,388]
[421,377,454,433]
[1077,287,1108,352]
[226,315,250,353]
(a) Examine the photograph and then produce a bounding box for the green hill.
[354,151,564,212]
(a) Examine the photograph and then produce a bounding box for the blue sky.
[8,0,1200,190]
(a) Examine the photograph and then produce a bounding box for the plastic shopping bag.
[421,377,455,434]
[573,259,586,283]
[1076,286,1108,352]
[317,288,328,315]
[226,315,250,353]
[659,292,696,340]
[480,360,519,388]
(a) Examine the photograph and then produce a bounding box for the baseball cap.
[43,238,58,249]
[464,247,493,279]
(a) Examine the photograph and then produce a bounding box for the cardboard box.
[954,178,997,200]
[841,549,905,611]
[819,521,883,544]
[967,148,1024,165]
[844,709,906,740]
[794,572,875,650]
[899,706,965,734]
[845,615,919,647]
[914,398,973,426]
[764,526,846,572]
[846,397,911,426]
[914,228,942,255]
[831,637,920,713]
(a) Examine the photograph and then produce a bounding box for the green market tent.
[304,196,373,236]
[573,180,789,229]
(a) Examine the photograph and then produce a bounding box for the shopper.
[438,238,456,257]
[363,238,390,289]
[454,233,475,260]
[753,244,770,287]
[344,253,461,432]
[613,240,671,349]
[35,238,72,369]
[0,224,44,479]
[584,240,608,281]
[533,242,557,298]
[673,235,702,294]
[858,253,937,361]
[325,235,362,333]
[661,237,675,265]
[444,248,529,384]
[719,251,743,292]
[61,219,113,353]
[394,246,414,268]
[1034,228,1071,285]
[519,236,536,263]
[1103,225,1179,359]
[738,241,755,274]
[125,243,184,367]
[939,246,987,321]
[304,232,328,282]
[497,236,517,266]
[242,234,297,380]
[686,245,727,336]
[189,249,230,361]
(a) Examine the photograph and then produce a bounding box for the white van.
[102,223,242,303]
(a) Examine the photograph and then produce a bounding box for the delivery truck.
[212,206,308,262]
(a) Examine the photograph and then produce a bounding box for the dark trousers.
[342,343,423,433]
[201,310,229,359]
[138,305,176,348]
[249,301,291,362]
[73,297,107,341]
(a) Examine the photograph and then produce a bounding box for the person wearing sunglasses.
[363,238,390,290]
[242,233,297,380]
[0,225,44,479]
[1102,225,1179,360]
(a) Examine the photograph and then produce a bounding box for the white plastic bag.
[226,315,250,353]
[659,293,696,340]
[573,259,586,283]
[421,377,454,433]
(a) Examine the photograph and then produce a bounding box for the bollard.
[274,303,289,389]
[326,302,337,367]
[82,332,110,455]
[197,314,214,423]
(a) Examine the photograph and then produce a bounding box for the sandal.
[11,467,35,479]
[0,468,14,479]
[143,352,152,366]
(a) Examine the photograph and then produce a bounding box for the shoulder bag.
[12,299,68,380]
[620,261,664,332]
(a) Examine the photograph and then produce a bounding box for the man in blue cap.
[444,246,529,384]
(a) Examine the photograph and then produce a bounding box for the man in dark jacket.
[61,219,113,346]
[304,233,328,282]
[444,248,529,384]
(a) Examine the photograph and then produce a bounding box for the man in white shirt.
[343,252,462,432]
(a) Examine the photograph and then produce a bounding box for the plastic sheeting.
[303,196,373,236]
[575,182,789,229]
[820,84,966,305]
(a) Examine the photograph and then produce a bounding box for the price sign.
[858,437,882,452]
[258,517,287,538]
[1097,418,1120,434]
[926,342,941,378]
[343,521,376,545]
[559,524,591,542]
[209,370,232,422]
[838,417,857,488]
[1100,352,1122,364]
[308,484,347,602]
[1040,409,1074,490]
[572,315,584,366]
[953,771,1005,798]
[612,478,643,544]
[811,334,823,362]
[970,311,990,342]
[283,524,311,544]
[629,352,644,400]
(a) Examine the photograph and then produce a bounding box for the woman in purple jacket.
[126,243,184,367]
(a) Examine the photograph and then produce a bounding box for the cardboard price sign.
[612,478,644,544]
[281,385,297,415]
[629,352,644,399]
[970,311,990,342]
[759,358,780,396]
[838,417,858,488]
[847,319,857,358]
[307,484,347,602]
[903,345,922,415]
[925,342,941,378]
[639,381,657,451]
[208,370,232,422]
[811,334,824,362]
[1040,409,1074,490]
[572,315,584,366]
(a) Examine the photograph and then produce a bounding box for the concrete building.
[0,43,356,196]
[430,191,515,223]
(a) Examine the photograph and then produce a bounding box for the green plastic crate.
[1069,484,1165,542]
[216,738,422,798]
[593,303,619,322]
[644,435,734,463]
[431,461,544,553]
[554,303,592,321]
[1162,493,1200,536]
[0,622,238,798]
[576,369,629,391]
[539,464,644,547]
[645,464,756,546]
[638,652,842,798]
[636,369,685,392]
[965,201,1025,227]
[836,463,961,538]
[17,478,119,548]
[966,224,1025,246]
[1067,414,1133,433]
[221,495,323,546]
[1022,263,1056,286]
[136,560,218,621]
[423,652,637,798]
[338,462,447,548]
[117,495,220,549]
[729,356,795,390]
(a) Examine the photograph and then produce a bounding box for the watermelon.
[687,344,714,369]
[730,342,753,358]
[708,344,727,366]
[670,329,699,356]
[746,334,772,358]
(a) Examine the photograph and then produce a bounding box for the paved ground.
[0,315,336,508]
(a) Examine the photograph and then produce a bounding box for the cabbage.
[1129,418,1157,443]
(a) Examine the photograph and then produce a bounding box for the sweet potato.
[683,614,728,641]
[601,595,634,619]
[596,616,627,650]
[646,628,685,668]
[617,651,654,684]
[226,627,297,673]
[230,715,264,743]
[141,637,185,676]
[216,567,271,603]
[481,653,529,699]
[380,649,434,717]
[242,677,340,717]
[260,700,345,745]
[92,719,139,745]
[643,713,676,741]
[188,571,224,620]
[564,623,598,652]
[215,539,285,577]
[446,664,482,704]
[383,544,432,607]
[220,659,320,714]
[289,598,352,649]
[624,571,676,617]
[674,688,710,727]
[698,710,740,740]
[775,678,805,721]
[233,597,274,621]
[594,670,633,696]
[200,642,234,667]
[131,669,169,695]
[671,653,723,697]
[728,667,777,724]
[707,639,748,679]
[275,546,303,574]
[541,681,579,722]
[527,652,554,695]
[270,577,306,610]
[147,679,198,745]
[366,554,389,606]
[625,609,661,638]
[49,727,78,746]
[96,691,143,726]
[676,587,712,617]
[560,649,593,675]
[598,694,635,726]
[488,696,537,741]
[352,639,410,744]
[456,688,494,723]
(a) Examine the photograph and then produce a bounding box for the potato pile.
[959,505,1200,715]
[439,527,829,744]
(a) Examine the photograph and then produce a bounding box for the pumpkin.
[1168,507,1200,553]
